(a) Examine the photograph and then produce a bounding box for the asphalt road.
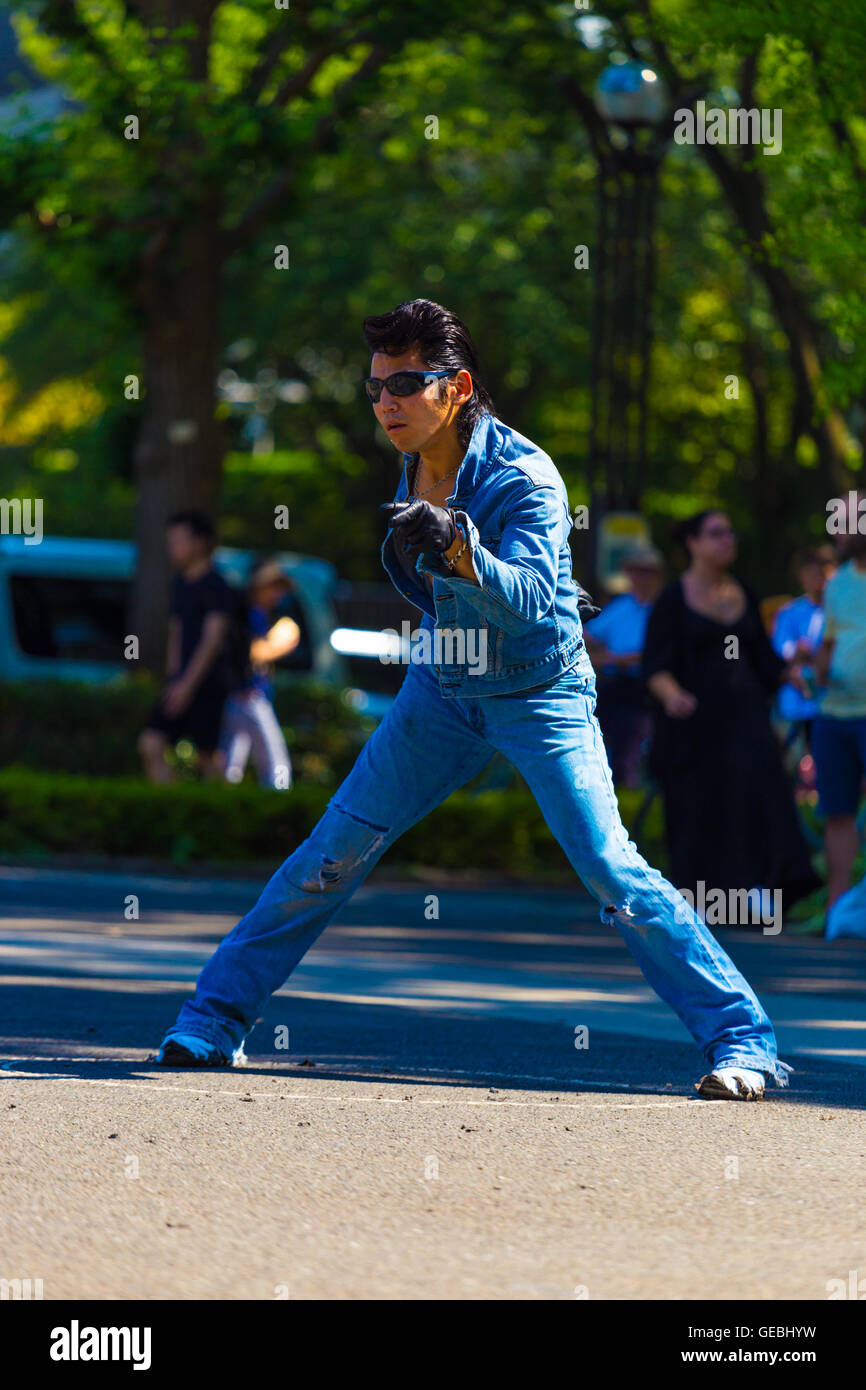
[1,865,865,1300]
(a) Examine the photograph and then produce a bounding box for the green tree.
[593,0,866,493]
[0,0,505,663]
[3,0,864,607]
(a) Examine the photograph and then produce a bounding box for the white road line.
[0,1056,692,1092]
[0,1056,816,1093]
[1,1055,666,1090]
[1,1057,135,1066]
[0,1070,700,1109]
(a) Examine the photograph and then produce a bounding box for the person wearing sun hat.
[218,559,298,789]
[584,544,664,787]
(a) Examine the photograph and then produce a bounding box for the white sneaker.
[695,1066,766,1101]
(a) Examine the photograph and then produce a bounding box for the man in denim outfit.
[156,299,789,1101]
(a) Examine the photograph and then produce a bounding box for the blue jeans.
[164,659,787,1082]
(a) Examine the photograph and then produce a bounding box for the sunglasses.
[363,369,457,403]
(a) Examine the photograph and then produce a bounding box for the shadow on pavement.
[2,974,865,1110]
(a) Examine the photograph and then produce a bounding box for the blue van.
[0,535,346,688]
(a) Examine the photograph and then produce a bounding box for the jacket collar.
[400,411,503,505]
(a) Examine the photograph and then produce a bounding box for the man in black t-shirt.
[139,511,242,782]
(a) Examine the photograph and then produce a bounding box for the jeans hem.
[163,1021,240,1056]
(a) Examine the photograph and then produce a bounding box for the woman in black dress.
[642,510,820,922]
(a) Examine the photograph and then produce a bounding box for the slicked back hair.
[363,298,495,449]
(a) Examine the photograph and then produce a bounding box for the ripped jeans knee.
[282,801,391,894]
[600,900,636,927]
[598,881,681,932]
[586,839,685,934]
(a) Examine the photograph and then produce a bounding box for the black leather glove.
[576,581,601,622]
[380,500,458,554]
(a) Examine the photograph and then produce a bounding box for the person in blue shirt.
[771,546,835,733]
[218,561,299,789]
[583,547,664,787]
[813,518,866,913]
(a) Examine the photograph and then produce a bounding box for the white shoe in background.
[825,874,866,942]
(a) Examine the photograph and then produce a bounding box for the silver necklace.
[411,458,460,498]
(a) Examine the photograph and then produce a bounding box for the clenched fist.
[380,500,458,554]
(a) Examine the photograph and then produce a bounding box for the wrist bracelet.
[443,524,468,571]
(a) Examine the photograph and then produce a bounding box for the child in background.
[772,545,835,739]
[219,561,299,790]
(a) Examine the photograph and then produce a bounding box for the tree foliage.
[1,0,864,604]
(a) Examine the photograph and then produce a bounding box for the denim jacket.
[380,411,593,697]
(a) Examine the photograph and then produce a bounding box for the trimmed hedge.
[0,678,371,784]
[0,770,329,865]
[0,769,666,876]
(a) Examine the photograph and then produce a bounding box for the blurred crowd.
[138,511,300,792]
[584,501,866,938]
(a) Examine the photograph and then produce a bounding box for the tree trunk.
[130,209,224,671]
[700,145,852,498]
[740,321,780,590]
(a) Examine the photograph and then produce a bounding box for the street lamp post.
[589,60,669,520]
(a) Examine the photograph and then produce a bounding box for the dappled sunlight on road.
[377,977,651,1005]
[2,875,866,1075]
